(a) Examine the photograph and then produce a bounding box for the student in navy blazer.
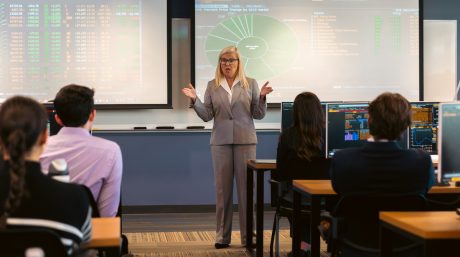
[182,46,273,248]
[330,92,435,197]
[330,93,435,257]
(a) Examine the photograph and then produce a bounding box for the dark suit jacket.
[330,141,435,196]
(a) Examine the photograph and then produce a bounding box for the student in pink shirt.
[40,84,123,217]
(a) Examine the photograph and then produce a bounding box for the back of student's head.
[368,92,411,140]
[0,96,47,226]
[54,84,94,127]
[292,92,324,160]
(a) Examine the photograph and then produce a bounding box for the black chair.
[269,157,331,257]
[269,179,312,257]
[329,194,428,257]
[117,193,130,256]
[0,228,68,257]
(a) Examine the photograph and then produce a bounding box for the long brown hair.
[0,96,47,228]
[293,92,324,160]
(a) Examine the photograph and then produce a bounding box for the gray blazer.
[193,77,267,145]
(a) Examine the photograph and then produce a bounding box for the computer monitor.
[280,102,327,132]
[408,102,439,154]
[438,103,460,181]
[44,104,62,136]
[281,102,295,132]
[326,102,408,157]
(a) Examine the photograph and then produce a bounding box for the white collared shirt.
[221,78,240,103]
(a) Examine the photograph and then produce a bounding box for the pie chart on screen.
[205,14,298,80]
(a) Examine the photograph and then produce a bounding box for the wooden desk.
[83,217,121,256]
[292,180,460,257]
[380,211,460,257]
[292,180,336,257]
[246,159,276,257]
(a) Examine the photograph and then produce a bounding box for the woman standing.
[182,46,273,248]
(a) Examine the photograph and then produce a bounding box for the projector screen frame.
[0,0,173,110]
[192,0,424,107]
[96,0,173,110]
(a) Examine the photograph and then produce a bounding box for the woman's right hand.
[181,83,197,101]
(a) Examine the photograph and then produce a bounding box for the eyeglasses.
[220,58,239,65]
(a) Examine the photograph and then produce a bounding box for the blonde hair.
[214,46,249,89]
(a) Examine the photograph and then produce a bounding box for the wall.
[96,130,278,208]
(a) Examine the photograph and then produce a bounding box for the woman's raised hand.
[181,83,197,101]
[260,81,273,97]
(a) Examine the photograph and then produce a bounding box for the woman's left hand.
[260,81,273,97]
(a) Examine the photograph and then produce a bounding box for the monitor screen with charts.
[326,102,408,157]
[409,102,439,154]
[195,0,421,103]
[438,103,460,181]
[0,0,170,108]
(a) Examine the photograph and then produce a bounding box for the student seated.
[330,92,435,257]
[40,84,123,217]
[0,96,92,255]
[276,92,330,256]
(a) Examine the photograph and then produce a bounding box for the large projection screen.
[0,0,170,109]
[195,0,421,103]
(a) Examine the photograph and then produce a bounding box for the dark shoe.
[287,250,309,257]
[214,243,230,249]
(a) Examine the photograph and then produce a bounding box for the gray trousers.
[211,144,255,245]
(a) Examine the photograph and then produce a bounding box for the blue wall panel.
[96,130,279,206]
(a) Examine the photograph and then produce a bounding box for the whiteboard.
[423,20,457,101]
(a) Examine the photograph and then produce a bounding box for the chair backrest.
[332,194,428,251]
[0,228,68,257]
[271,157,331,206]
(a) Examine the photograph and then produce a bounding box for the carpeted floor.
[122,212,330,257]
[124,230,329,257]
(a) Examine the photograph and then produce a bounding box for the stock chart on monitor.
[409,102,439,154]
[327,103,370,157]
[327,102,408,157]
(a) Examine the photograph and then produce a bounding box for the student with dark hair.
[0,96,92,255]
[330,92,435,257]
[330,92,435,196]
[276,92,330,256]
[53,84,95,127]
[277,92,328,181]
[40,84,123,217]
